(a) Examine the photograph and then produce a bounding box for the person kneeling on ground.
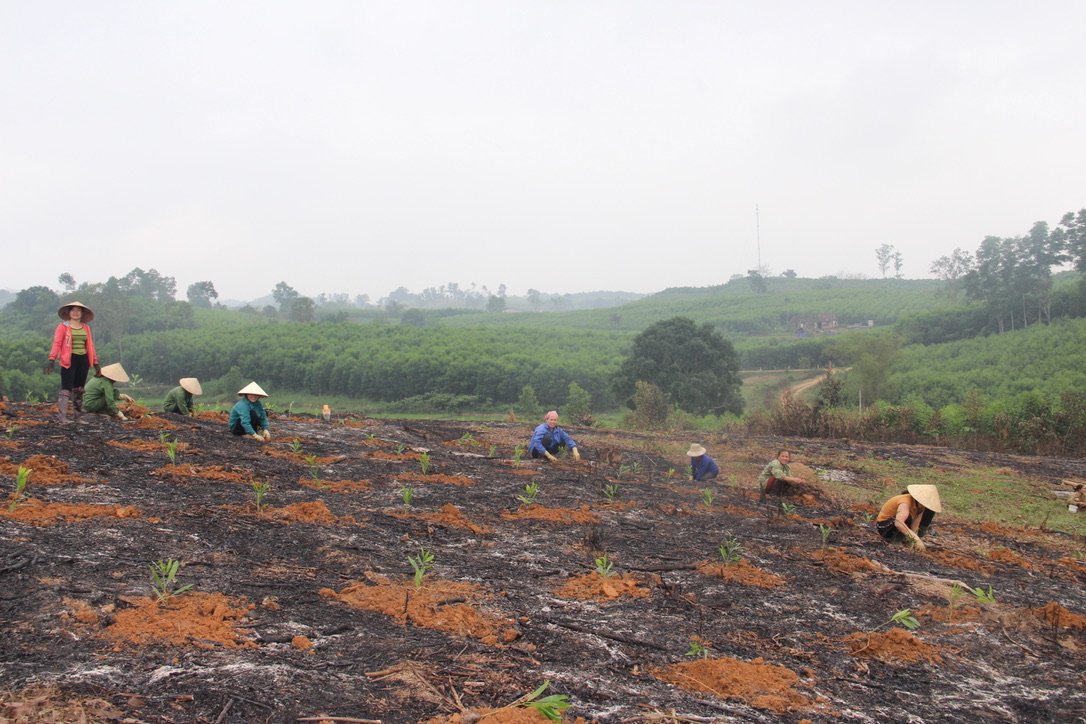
[686,443,719,482]
[528,410,580,462]
[758,449,808,503]
[875,484,942,552]
[82,363,134,421]
[163,377,202,416]
[230,382,271,442]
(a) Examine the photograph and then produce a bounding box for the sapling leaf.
[408,548,434,589]
[519,680,570,721]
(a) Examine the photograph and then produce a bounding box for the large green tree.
[614,316,743,416]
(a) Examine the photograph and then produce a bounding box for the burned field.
[2,403,1086,723]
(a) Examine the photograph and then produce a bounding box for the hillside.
[2,402,1085,721]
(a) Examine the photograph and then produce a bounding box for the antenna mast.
[755,204,762,271]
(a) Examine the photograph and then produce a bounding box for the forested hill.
[436,277,951,332]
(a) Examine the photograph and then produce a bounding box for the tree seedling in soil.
[418,451,431,475]
[164,440,179,465]
[873,608,920,632]
[408,548,434,589]
[487,444,497,458]
[701,487,714,509]
[458,432,475,446]
[666,467,676,479]
[780,501,797,516]
[948,583,965,610]
[686,637,711,659]
[305,454,320,480]
[149,559,194,603]
[512,444,526,466]
[395,442,407,455]
[400,486,414,506]
[5,425,16,439]
[158,431,171,444]
[9,466,31,512]
[517,681,570,722]
[603,483,619,502]
[718,536,743,565]
[818,523,834,549]
[970,585,996,604]
[594,554,614,578]
[517,482,540,506]
[251,481,270,511]
[288,438,303,454]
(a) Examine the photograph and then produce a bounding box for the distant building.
[789,313,839,334]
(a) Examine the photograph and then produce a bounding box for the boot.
[56,390,72,424]
[72,387,89,425]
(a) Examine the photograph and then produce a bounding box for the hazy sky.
[3,1,1084,302]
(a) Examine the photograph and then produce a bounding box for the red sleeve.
[48,324,65,360]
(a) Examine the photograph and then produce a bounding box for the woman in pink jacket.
[45,301,100,424]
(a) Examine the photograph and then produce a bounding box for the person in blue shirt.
[528,410,581,462]
[229,381,271,442]
[686,443,719,481]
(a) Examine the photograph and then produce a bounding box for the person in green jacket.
[229,382,271,441]
[82,363,134,420]
[163,377,202,416]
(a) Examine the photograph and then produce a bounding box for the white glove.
[544,451,557,462]
[120,394,135,403]
[116,412,128,420]
[572,448,581,461]
[261,429,272,441]
[251,433,265,442]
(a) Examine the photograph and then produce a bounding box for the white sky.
[2,1,1084,302]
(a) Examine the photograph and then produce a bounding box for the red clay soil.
[2,402,1086,722]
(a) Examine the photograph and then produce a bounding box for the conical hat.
[57,301,95,323]
[907,484,942,513]
[99,363,129,383]
[237,382,268,397]
[686,443,707,457]
[179,378,203,395]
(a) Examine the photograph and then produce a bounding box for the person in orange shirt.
[875,485,942,551]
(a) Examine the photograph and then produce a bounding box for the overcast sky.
[2,1,1084,302]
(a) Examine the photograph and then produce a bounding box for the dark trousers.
[530,432,565,458]
[231,410,263,436]
[60,354,90,391]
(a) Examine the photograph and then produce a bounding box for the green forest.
[3,205,1086,453]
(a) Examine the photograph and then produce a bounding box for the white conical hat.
[237,382,268,397]
[686,443,707,457]
[57,301,95,323]
[99,363,129,383]
[907,484,942,513]
[179,378,203,395]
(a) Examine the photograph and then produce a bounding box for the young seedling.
[408,548,434,589]
[873,608,920,632]
[630,461,641,475]
[685,637,711,658]
[718,536,743,565]
[517,482,540,506]
[594,554,614,578]
[970,585,996,604]
[666,467,676,479]
[818,523,834,549]
[418,451,431,475]
[947,583,965,610]
[158,431,172,444]
[5,425,16,439]
[517,681,570,722]
[458,432,475,446]
[251,481,270,511]
[512,445,525,466]
[400,486,414,506]
[603,483,619,502]
[164,440,179,466]
[289,438,303,454]
[780,501,797,516]
[701,487,714,509]
[305,454,321,480]
[487,444,497,458]
[394,442,407,455]
[149,558,194,603]
[9,466,31,512]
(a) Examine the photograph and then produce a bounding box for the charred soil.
[2,403,1085,722]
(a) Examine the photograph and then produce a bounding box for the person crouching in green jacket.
[83,363,134,420]
[229,382,271,442]
[163,377,202,416]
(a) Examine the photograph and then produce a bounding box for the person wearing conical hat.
[45,301,101,424]
[686,443,719,482]
[82,363,134,420]
[875,485,942,552]
[229,382,271,441]
[163,378,203,416]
